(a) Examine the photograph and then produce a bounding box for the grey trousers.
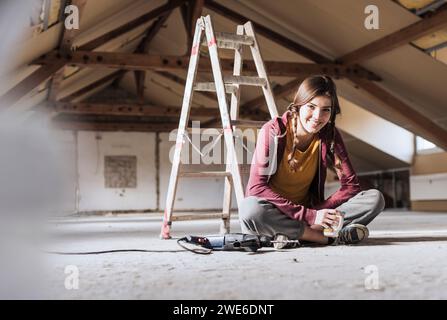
[239,189,385,240]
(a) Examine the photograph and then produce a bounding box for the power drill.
[177,233,279,253]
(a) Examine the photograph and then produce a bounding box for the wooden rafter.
[347,76,447,150]
[78,0,185,51]
[155,71,270,120]
[181,0,204,52]
[53,117,265,132]
[49,0,88,101]
[337,4,447,64]
[190,0,205,37]
[0,62,65,108]
[60,70,126,102]
[204,0,331,64]
[53,120,178,132]
[35,51,380,80]
[0,0,186,108]
[134,6,174,101]
[60,0,89,52]
[242,77,305,111]
[156,70,216,102]
[53,101,264,119]
[207,78,306,124]
[54,101,215,117]
[204,0,447,150]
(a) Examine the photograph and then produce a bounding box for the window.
[416,136,443,154]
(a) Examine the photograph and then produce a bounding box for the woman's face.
[298,95,332,134]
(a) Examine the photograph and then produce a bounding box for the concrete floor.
[44,210,447,299]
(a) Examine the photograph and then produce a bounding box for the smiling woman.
[286,76,340,172]
[239,75,385,248]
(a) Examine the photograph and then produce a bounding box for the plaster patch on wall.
[104,155,137,188]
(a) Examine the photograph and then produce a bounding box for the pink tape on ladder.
[224,126,232,134]
[208,38,217,47]
[191,45,199,56]
[160,210,171,239]
[160,223,171,239]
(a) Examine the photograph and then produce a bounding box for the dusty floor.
[44,210,447,299]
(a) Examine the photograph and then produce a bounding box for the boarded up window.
[104,156,137,188]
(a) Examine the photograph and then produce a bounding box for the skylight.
[416,135,443,154]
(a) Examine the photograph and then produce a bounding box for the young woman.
[240,75,385,247]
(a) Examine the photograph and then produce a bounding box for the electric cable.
[45,238,212,255]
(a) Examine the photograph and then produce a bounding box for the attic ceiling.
[397,1,447,48]
[1,0,447,162]
[340,130,409,172]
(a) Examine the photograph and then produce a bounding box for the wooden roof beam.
[49,0,88,101]
[78,0,185,51]
[60,70,126,102]
[242,77,306,112]
[0,0,185,108]
[52,120,178,132]
[53,101,216,117]
[0,62,65,110]
[204,0,447,150]
[348,77,447,150]
[134,3,175,102]
[181,0,205,53]
[60,0,89,52]
[204,0,331,64]
[34,51,379,80]
[337,5,447,65]
[52,101,265,119]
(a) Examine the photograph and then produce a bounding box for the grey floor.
[42,210,447,299]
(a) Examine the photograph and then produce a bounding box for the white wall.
[337,96,414,164]
[54,130,77,215]
[410,173,447,201]
[77,131,157,211]
[56,129,254,214]
[66,129,339,213]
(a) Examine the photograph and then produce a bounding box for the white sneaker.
[337,224,369,245]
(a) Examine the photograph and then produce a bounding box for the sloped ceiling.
[340,130,409,172]
[1,0,447,172]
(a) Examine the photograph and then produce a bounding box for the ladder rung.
[171,213,230,221]
[201,32,254,49]
[230,120,265,127]
[194,77,266,93]
[224,76,267,86]
[194,82,238,94]
[179,171,232,178]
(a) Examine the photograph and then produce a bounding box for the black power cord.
[46,249,186,255]
[45,238,211,255]
[176,237,212,254]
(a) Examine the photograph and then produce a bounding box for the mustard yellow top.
[268,131,320,206]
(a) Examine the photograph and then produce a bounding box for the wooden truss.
[0,0,446,149]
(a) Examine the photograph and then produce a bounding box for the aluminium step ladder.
[160,15,279,239]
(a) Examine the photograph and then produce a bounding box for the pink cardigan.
[245,111,362,225]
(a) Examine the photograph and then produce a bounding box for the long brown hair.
[287,75,341,172]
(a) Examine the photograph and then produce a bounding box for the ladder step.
[194,76,266,93]
[201,32,254,49]
[179,171,232,178]
[224,76,267,86]
[194,83,238,94]
[230,119,265,128]
[162,17,279,239]
[171,212,230,221]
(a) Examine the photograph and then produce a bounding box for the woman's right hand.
[314,209,343,229]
